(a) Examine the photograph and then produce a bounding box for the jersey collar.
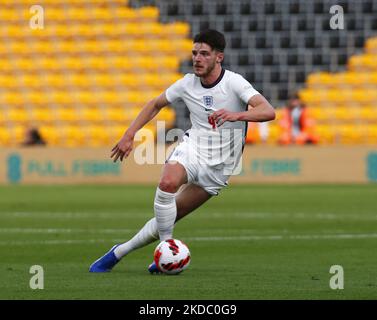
[200,68,225,89]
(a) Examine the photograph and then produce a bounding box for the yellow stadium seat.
[0,110,6,124]
[30,41,50,54]
[158,57,180,70]
[0,25,20,38]
[139,23,164,37]
[349,54,377,71]
[165,22,190,37]
[299,90,328,105]
[353,90,377,104]
[61,125,86,147]
[7,42,23,54]
[30,108,53,123]
[80,107,103,123]
[0,59,10,70]
[0,127,11,146]
[367,125,377,144]
[20,91,44,105]
[266,124,281,144]
[315,125,336,144]
[60,57,83,69]
[139,74,159,88]
[126,91,145,105]
[345,72,369,87]
[345,108,362,120]
[43,74,66,87]
[0,75,13,87]
[135,57,156,70]
[128,107,142,122]
[366,37,377,54]
[0,9,19,21]
[39,126,60,146]
[39,57,58,70]
[324,108,338,120]
[331,73,351,87]
[361,107,377,120]
[137,7,159,21]
[120,56,134,69]
[48,91,70,104]
[309,107,326,120]
[103,108,126,122]
[63,8,86,20]
[102,24,118,36]
[105,40,124,53]
[108,124,127,137]
[0,92,23,105]
[55,108,79,123]
[75,91,97,104]
[98,74,116,87]
[156,108,175,124]
[117,8,138,20]
[18,74,40,87]
[327,90,347,104]
[337,124,358,144]
[370,73,377,86]
[8,109,29,123]
[120,74,136,87]
[10,125,26,144]
[92,8,112,19]
[123,23,140,36]
[96,91,119,104]
[85,125,111,147]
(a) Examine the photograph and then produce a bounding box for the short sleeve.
[231,73,260,104]
[165,76,185,103]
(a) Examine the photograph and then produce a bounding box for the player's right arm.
[111,93,169,162]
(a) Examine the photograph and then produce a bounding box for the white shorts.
[166,138,230,196]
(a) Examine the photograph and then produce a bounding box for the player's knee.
[158,177,180,193]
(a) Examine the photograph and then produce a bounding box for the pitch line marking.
[0,228,135,234]
[1,233,377,246]
[0,227,350,235]
[2,211,377,221]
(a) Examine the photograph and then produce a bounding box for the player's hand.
[110,133,134,163]
[209,109,240,127]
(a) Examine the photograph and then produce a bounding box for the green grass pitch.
[0,184,376,299]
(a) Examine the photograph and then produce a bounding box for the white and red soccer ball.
[154,239,191,275]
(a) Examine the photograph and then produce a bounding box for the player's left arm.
[209,94,275,127]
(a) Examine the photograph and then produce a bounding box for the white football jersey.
[165,69,260,170]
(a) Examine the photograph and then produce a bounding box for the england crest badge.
[203,95,214,111]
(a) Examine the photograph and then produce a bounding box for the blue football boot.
[89,244,120,272]
[148,261,162,274]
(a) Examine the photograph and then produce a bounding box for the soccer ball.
[154,239,191,275]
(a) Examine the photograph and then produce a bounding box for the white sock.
[154,187,177,241]
[114,218,159,259]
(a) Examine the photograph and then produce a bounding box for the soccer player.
[89,29,275,273]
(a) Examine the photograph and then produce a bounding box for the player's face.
[289,98,301,109]
[192,43,223,78]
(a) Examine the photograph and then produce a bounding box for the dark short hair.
[193,29,226,52]
[289,92,300,100]
[30,128,42,141]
